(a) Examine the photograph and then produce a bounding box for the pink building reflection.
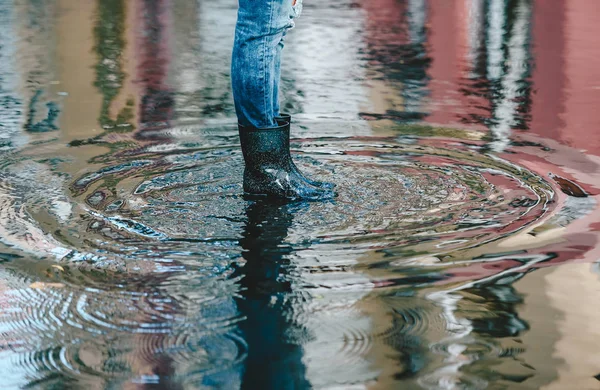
[367,0,600,156]
[532,0,600,156]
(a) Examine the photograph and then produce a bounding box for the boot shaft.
[238,122,291,168]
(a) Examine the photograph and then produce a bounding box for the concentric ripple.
[0,266,246,387]
[0,122,561,388]
[66,126,553,266]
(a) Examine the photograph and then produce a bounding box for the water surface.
[1,0,600,389]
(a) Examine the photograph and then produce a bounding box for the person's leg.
[232,0,334,200]
[272,36,284,119]
[232,0,292,129]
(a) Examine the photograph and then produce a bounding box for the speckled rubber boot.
[274,114,335,190]
[239,122,336,200]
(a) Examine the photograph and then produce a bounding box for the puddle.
[0,0,600,388]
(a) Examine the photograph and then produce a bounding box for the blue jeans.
[232,0,302,129]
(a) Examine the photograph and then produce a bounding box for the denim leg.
[232,0,295,129]
[273,35,285,117]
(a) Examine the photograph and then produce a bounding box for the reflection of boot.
[235,200,311,390]
[238,199,295,296]
[239,123,336,200]
[275,114,335,190]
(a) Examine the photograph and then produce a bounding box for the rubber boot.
[239,122,336,200]
[274,114,335,189]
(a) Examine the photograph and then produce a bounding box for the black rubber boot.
[239,122,336,200]
[274,114,335,190]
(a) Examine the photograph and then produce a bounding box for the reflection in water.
[0,0,23,149]
[423,254,552,389]
[233,200,310,389]
[169,0,203,122]
[0,0,600,388]
[93,0,134,130]
[485,0,533,152]
[18,0,60,133]
[362,0,430,120]
[136,0,174,134]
